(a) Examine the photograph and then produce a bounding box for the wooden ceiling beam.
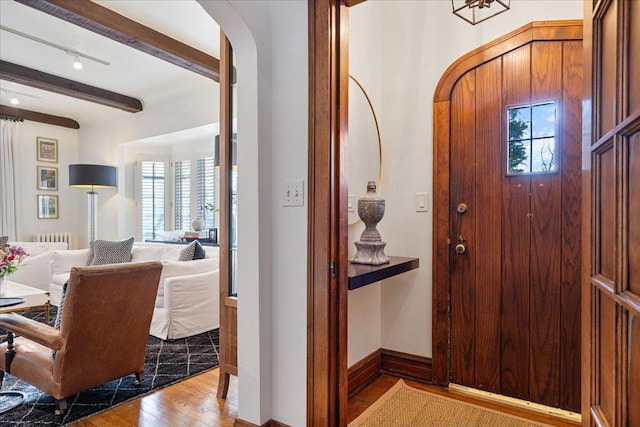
[15,0,221,82]
[0,60,143,113]
[1,104,80,129]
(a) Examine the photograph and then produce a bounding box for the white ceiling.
[0,0,220,124]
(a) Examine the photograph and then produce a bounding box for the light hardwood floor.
[70,369,237,427]
[70,370,579,426]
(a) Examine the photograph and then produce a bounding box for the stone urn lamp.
[351,181,389,265]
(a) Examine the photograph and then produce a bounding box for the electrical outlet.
[283,180,304,206]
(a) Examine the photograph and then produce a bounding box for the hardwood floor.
[70,368,238,427]
[348,374,581,427]
[70,370,578,426]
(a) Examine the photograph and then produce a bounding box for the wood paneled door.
[433,21,583,412]
[582,0,640,425]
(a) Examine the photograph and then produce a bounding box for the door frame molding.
[431,20,583,386]
[307,0,349,425]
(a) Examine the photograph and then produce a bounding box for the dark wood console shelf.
[348,256,419,290]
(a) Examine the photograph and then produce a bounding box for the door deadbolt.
[457,203,468,214]
[455,244,466,254]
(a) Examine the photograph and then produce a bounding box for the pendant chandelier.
[452,0,511,25]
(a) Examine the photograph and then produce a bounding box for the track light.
[73,56,83,70]
[0,26,110,67]
[1,88,41,106]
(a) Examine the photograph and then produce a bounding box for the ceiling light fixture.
[1,88,42,106]
[0,25,110,67]
[452,0,511,25]
[72,56,83,70]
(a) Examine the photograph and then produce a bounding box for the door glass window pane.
[507,101,557,174]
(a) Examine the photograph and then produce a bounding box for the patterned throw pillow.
[193,240,206,260]
[88,237,134,266]
[52,281,68,359]
[178,240,197,261]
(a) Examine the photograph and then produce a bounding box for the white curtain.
[0,118,21,240]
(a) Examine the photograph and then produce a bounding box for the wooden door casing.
[583,0,640,425]
[433,21,583,413]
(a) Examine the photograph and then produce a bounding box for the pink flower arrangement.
[0,243,28,278]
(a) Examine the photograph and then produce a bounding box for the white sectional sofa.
[48,242,219,340]
[8,241,68,291]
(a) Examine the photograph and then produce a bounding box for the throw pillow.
[0,236,8,246]
[178,240,197,261]
[52,280,68,359]
[193,240,206,260]
[88,237,134,266]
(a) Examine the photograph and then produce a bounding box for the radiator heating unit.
[34,232,72,248]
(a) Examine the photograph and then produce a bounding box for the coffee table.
[0,281,48,414]
[0,280,51,324]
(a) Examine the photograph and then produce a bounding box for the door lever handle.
[455,244,466,254]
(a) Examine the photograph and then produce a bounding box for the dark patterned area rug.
[0,308,219,426]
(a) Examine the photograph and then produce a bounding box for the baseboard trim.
[347,349,382,398]
[348,348,432,399]
[380,348,432,384]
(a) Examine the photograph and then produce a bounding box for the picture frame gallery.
[36,136,59,219]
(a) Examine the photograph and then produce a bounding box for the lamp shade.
[69,164,117,188]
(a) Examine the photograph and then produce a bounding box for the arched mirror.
[348,75,382,225]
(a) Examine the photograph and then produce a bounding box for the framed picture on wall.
[37,194,59,219]
[36,137,58,163]
[37,166,58,191]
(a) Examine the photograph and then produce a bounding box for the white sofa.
[7,241,68,291]
[49,242,219,340]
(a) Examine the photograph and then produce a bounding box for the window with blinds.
[197,157,216,229]
[141,161,165,241]
[174,160,191,230]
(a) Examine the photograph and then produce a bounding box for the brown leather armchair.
[0,261,162,415]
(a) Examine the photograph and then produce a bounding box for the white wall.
[347,1,583,364]
[197,1,308,425]
[347,4,383,367]
[12,121,81,247]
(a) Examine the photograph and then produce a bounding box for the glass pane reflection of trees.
[508,101,557,174]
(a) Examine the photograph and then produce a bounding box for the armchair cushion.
[88,237,134,266]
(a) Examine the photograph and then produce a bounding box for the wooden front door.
[582,0,640,425]
[433,22,583,413]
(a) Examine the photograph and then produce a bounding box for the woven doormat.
[349,380,551,427]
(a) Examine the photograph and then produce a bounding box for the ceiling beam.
[0,60,143,113]
[15,0,221,82]
[1,104,80,129]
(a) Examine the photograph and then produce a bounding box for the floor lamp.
[69,164,117,245]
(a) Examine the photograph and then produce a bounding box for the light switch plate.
[283,180,304,206]
[416,192,429,212]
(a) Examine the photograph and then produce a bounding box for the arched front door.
[433,21,583,412]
